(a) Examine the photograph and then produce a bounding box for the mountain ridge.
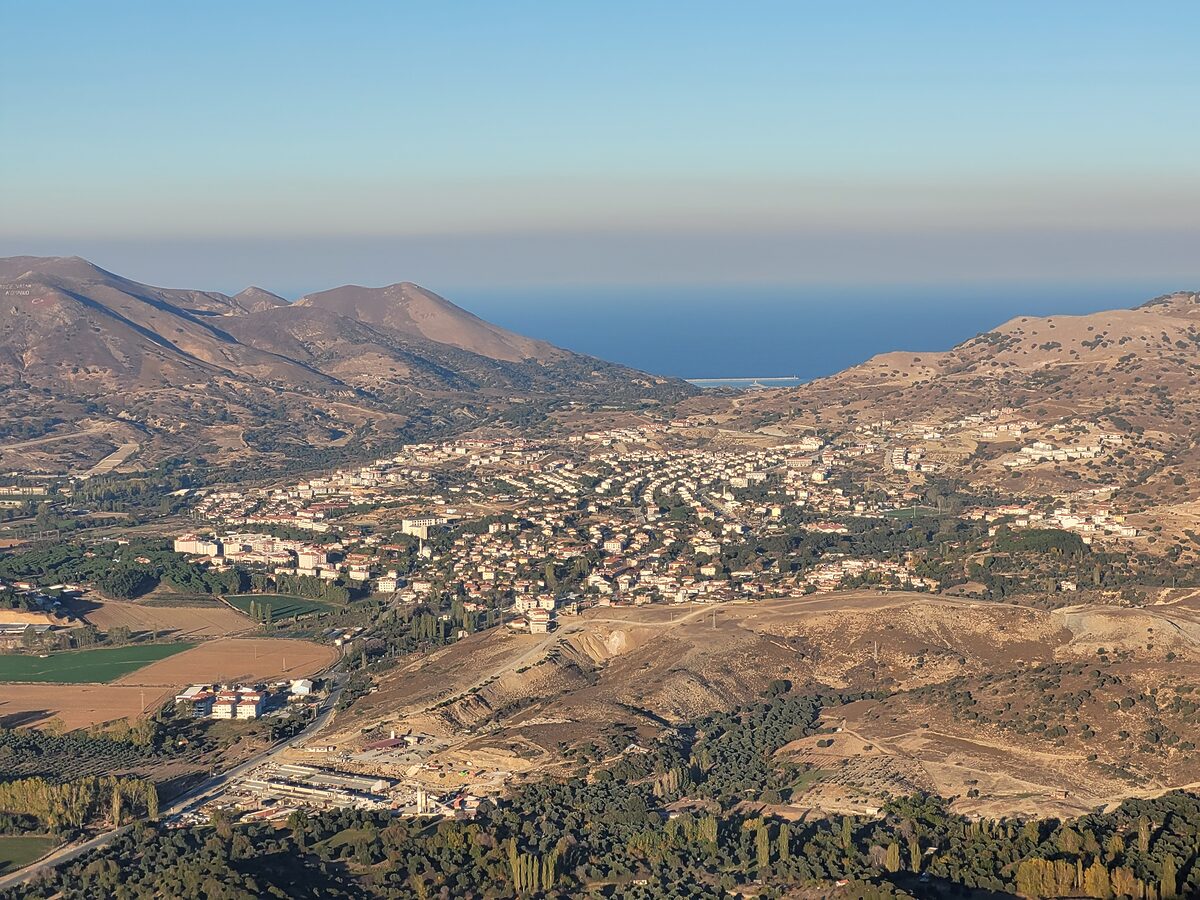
[0,256,692,474]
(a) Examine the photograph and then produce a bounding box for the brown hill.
[0,256,331,391]
[725,290,1200,432]
[0,257,692,474]
[331,592,1200,818]
[714,288,1200,519]
[230,286,289,314]
[296,282,556,363]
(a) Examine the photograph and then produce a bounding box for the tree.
[907,834,921,873]
[885,842,901,873]
[755,822,771,870]
[210,808,234,841]
[1082,862,1111,899]
[145,782,158,821]
[1160,854,1178,899]
[1137,815,1151,853]
[287,809,310,849]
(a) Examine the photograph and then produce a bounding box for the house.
[527,608,552,634]
[291,678,314,696]
[176,689,214,718]
[237,693,264,719]
[212,695,238,719]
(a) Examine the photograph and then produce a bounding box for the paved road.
[0,669,347,894]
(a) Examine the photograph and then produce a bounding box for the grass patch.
[0,643,194,684]
[226,594,332,620]
[0,835,59,874]
[789,768,828,792]
[882,506,941,519]
[318,827,374,850]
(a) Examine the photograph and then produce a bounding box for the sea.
[450,281,1173,384]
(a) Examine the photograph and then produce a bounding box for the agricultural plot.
[113,638,338,686]
[0,683,163,730]
[81,598,251,639]
[0,637,333,731]
[0,643,193,684]
[0,835,58,875]
[225,594,332,619]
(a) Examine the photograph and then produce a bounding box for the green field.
[226,594,332,619]
[789,768,828,793]
[0,643,194,684]
[0,835,59,874]
[882,505,941,518]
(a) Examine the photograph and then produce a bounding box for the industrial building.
[239,764,395,811]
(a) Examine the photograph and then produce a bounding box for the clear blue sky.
[2,0,1198,292]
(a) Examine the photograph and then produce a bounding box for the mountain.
[0,257,692,474]
[296,282,555,363]
[230,286,288,314]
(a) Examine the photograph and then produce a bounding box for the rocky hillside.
[0,257,692,473]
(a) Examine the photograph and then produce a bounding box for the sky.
[2,1,1199,295]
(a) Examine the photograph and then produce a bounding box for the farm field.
[0,835,59,876]
[79,598,251,639]
[0,683,163,730]
[0,643,194,684]
[0,609,58,626]
[113,638,338,686]
[225,594,332,619]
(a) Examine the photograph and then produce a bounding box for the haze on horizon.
[2,0,1199,294]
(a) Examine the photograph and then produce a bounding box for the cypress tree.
[885,842,902,873]
[1161,853,1178,899]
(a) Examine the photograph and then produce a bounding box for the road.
[0,424,113,452]
[83,441,140,477]
[0,669,347,894]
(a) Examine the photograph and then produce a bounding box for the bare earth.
[113,638,339,686]
[80,599,252,640]
[0,684,161,730]
[315,590,1200,819]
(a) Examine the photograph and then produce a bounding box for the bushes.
[95,568,155,600]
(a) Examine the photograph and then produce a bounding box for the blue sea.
[449,281,1174,381]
